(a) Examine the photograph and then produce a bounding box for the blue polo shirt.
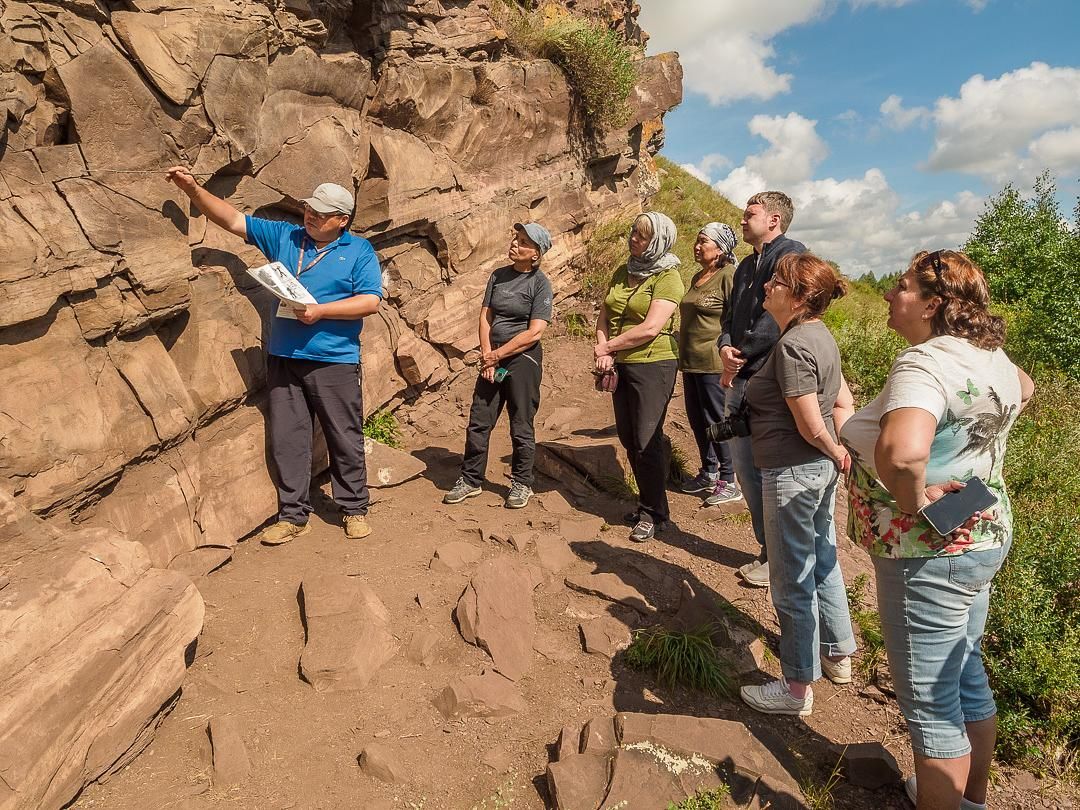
[246,216,383,364]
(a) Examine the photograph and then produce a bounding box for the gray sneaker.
[443,476,482,504]
[504,482,533,509]
[738,558,770,588]
[704,480,742,505]
[681,471,719,494]
[629,519,655,542]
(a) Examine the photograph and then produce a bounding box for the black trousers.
[682,371,735,482]
[612,359,678,523]
[460,351,542,488]
[268,355,369,524]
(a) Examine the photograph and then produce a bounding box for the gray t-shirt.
[483,266,553,353]
[745,320,842,469]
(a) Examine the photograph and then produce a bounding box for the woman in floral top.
[840,250,1034,810]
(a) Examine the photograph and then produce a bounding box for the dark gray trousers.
[612,359,678,523]
[268,355,369,524]
[460,351,542,488]
[682,371,735,482]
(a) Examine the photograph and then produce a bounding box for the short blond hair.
[746,191,795,233]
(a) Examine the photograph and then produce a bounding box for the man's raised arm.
[166,166,247,240]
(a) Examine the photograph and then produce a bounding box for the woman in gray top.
[679,223,741,506]
[443,223,553,509]
[734,252,857,717]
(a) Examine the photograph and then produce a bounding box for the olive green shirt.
[604,266,684,363]
[678,266,735,373]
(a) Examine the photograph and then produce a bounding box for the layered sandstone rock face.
[0,4,679,803]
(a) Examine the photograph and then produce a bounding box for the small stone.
[406,628,441,666]
[415,589,435,609]
[538,490,573,515]
[859,685,890,704]
[507,533,532,552]
[581,716,616,754]
[430,541,483,573]
[564,573,655,615]
[208,715,250,787]
[433,672,527,719]
[579,616,632,658]
[831,742,902,790]
[535,535,577,573]
[555,724,581,761]
[560,516,605,543]
[480,746,512,772]
[358,743,406,784]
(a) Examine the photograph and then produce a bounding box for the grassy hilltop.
[589,158,1080,778]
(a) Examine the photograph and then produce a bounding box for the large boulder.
[0,492,204,810]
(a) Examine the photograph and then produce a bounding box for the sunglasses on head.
[926,250,946,282]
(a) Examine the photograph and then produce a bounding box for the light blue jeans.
[724,377,766,557]
[762,457,856,683]
[873,540,1010,759]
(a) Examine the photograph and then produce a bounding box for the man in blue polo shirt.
[167,167,383,545]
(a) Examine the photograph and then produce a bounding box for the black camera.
[705,404,751,442]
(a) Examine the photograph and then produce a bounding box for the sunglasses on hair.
[927,250,946,282]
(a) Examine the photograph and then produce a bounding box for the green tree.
[964,171,1080,378]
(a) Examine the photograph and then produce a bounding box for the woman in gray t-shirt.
[737,252,857,718]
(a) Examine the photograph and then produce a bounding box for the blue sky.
[639,0,1080,276]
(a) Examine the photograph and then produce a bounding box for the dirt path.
[72,337,1052,810]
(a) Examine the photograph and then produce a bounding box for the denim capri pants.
[873,540,1010,759]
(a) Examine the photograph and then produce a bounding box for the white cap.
[302,183,354,214]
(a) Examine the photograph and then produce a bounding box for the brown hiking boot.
[344,513,372,539]
[259,521,311,546]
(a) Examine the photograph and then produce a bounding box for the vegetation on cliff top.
[497,1,638,130]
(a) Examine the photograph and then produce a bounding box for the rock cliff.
[0,0,680,806]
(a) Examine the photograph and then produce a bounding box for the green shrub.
[497,2,638,130]
[667,785,730,810]
[577,216,631,306]
[363,409,402,448]
[625,624,735,697]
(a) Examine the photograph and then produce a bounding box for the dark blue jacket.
[719,233,807,379]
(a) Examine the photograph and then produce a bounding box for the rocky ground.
[71,336,1069,810]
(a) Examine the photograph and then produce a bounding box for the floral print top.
[839,336,1022,559]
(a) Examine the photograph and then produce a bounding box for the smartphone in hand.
[918,476,998,535]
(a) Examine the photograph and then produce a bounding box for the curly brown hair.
[909,250,1006,350]
[773,252,847,328]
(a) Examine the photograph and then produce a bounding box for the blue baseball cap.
[514,222,552,257]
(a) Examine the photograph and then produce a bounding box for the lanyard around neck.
[296,236,336,277]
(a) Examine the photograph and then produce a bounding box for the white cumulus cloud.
[679,153,731,184]
[880,94,932,130]
[926,62,1080,184]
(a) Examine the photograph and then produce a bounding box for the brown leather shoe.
[344,514,372,539]
[259,521,311,546]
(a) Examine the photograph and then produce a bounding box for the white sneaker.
[904,775,986,809]
[740,678,813,716]
[738,559,770,588]
[821,655,852,684]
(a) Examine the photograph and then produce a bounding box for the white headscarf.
[627,212,680,277]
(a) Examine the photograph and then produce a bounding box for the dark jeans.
[461,350,542,488]
[682,371,734,482]
[612,360,678,524]
[268,355,369,524]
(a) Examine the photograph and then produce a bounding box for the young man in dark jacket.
[719,191,807,586]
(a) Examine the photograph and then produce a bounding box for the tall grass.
[497,1,638,130]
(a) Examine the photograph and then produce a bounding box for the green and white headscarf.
[627,212,680,277]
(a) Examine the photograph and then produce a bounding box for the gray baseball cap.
[514,222,552,257]
[303,183,354,214]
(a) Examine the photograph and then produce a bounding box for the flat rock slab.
[358,742,406,784]
[616,713,804,808]
[299,572,397,692]
[565,573,655,615]
[433,672,527,719]
[364,438,425,487]
[600,744,724,810]
[209,715,250,787]
[546,751,612,810]
[168,546,233,580]
[455,556,536,680]
[429,541,483,573]
[405,628,441,666]
[560,516,605,543]
[542,406,582,434]
[579,616,632,658]
[538,490,573,514]
[556,724,582,761]
[535,535,578,573]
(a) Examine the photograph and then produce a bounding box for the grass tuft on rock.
[666,785,731,810]
[625,624,735,697]
[497,1,638,130]
[362,409,402,448]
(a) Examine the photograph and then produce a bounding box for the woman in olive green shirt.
[679,223,741,506]
[594,212,684,542]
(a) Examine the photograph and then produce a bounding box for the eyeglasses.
[303,205,345,221]
[767,277,791,289]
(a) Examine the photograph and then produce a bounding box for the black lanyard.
[296,237,336,277]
